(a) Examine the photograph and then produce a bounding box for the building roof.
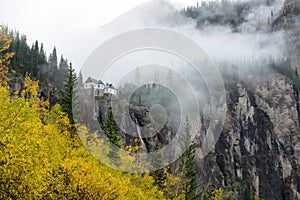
[85,77,117,91]
[85,76,98,84]
[85,77,105,85]
[110,85,117,90]
[104,83,117,90]
[97,80,105,85]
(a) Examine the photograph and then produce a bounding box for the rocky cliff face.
[94,69,300,199]
[196,72,300,199]
[77,1,300,198]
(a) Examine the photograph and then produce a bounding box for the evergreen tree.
[244,184,252,200]
[10,31,20,71]
[150,142,167,190]
[4,29,73,93]
[78,70,84,88]
[31,40,39,78]
[39,43,47,64]
[102,106,121,164]
[19,34,31,74]
[60,63,77,128]
[103,106,120,147]
[37,43,47,85]
[48,47,58,86]
[58,55,69,90]
[179,117,199,200]
[8,31,49,86]
[48,47,58,68]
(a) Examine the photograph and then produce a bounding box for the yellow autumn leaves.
[0,25,246,200]
[0,25,14,87]
[0,68,167,200]
[0,27,165,199]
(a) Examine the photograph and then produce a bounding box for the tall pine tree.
[77,70,83,88]
[179,117,199,200]
[60,63,77,128]
[102,106,121,164]
[150,141,167,190]
[103,106,120,147]
[48,47,58,86]
[58,55,69,91]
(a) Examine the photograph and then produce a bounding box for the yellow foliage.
[211,188,224,200]
[0,79,165,199]
[0,25,14,87]
[162,169,183,199]
[0,34,165,199]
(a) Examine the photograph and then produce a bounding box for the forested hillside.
[1,0,300,199]
[8,31,69,88]
[0,26,166,200]
[0,25,230,199]
[4,30,74,107]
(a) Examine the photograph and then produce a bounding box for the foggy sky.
[0,0,202,71]
[80,0,286,84]
[0,0,287,79]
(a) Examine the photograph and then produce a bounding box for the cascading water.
[135,118,147,152]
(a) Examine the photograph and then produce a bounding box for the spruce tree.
[48,47,58,86]
[102,106,121,163]
[31,40,39,78]
[58,55,69,90]
[179,117,199,200]
[103,106,120,147]
[244,184,253,200]
[37,43,47,83]
[150,142,167,190]
[77,70,84,88]
[60,63,77,127]
[39,43,47,64]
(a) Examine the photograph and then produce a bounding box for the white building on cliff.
[84,77,117,96]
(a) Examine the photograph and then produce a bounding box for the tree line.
[7,30,73,91]
[1,25,261,199]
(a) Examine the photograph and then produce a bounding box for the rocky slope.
[78,0,300,199]
[196,72,300,199]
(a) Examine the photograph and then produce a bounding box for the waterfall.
[135,119,147,152]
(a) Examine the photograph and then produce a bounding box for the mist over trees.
[1,0,300,199]
[8,31,71,91]
[181,0,278,30]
